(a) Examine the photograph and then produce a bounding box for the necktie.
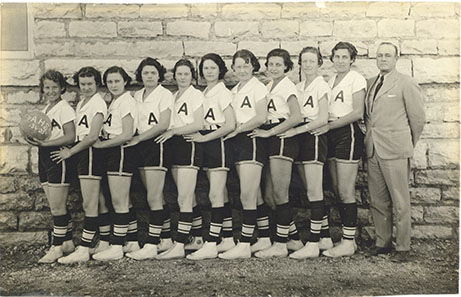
[373,75,384,101]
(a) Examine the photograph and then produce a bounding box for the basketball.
[19,110,52,141]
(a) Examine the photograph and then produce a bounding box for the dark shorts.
[76,146,105,179]
[261,123,299,163]
[96,143,138,177]
[135,139,170,172]
[327,122,364,163]
[230,131,265,167]
[39,146,73,185]
[200,130,231,171]
[169,135,203,169]
[296,132,327,165]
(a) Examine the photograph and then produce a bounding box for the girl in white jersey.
[250,49,303,258]
[312,42,366,258]
[91,66,139,261]
[51,67,109,264]
[185,53,236,260]
[25,70,76,263]
[123,58,174,260]
[218,49,269,259]
[277,47,332,259]
[156,59,204,260]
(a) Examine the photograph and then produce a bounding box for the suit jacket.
[365,70,425,160]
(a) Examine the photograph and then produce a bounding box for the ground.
[1,238,458,297]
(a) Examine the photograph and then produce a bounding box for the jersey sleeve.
[254,81,268,103]
[120,96,137,120]
[352,72,367,94]
[159,89,174,113]
[191,90,204,112]
[317,80,330,102]
[218,89,233,111]
[283,79,298,102]
[95,97,108,119]
[60,103,76,125]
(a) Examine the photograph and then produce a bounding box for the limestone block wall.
[0,2,459,241]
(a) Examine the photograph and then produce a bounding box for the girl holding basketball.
[25,70,76,263]
[312,42,366,257]
[91,66,139,261]
[123,57,174,260]
[155,59,204,260]
[249,49,302,259]
[218,49,269,259]
[184,53,235,260]
[51,67,109,264]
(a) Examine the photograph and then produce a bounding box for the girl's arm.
[33,121,76,147]
[155,107,204,143]
[93,115,134,148]
[126,109,171,147]
[184,106,236,143]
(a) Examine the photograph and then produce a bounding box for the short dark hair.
[173,58,197,81]
[135,57,167,84]
[265,48,293,73]
[378,42,399,57]
[330,41,358,63]
[73,67,102,87]
[298,46,323,67]
[39,69,67,94]
[199,53,228,80]
[232,49,260,73]
[103,66,131,87]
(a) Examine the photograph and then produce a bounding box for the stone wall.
[0,2,459,243]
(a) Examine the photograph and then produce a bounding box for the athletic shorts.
[135,139,170,172]
[327,122,364,163]
[169,135,203,169]
[295,131,327,165]
[261,122,299,162]
[200,130,231,171]
[96,143,138,177]
[229,131,265,167]
[38,146,73,185]
[76,145,105,179]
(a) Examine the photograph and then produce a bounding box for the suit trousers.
[367,151,411,251]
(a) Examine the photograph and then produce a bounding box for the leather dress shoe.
[391,250,410,263]
[368,246,392,256]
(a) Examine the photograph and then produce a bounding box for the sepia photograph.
[0,1,459,296]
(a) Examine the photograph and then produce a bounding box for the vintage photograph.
[0,1,459,296]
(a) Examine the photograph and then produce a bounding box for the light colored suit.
[365,69,425,251]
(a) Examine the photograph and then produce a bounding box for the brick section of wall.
[0,2,459,242]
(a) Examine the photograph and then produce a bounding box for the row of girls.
[29,41,366,264]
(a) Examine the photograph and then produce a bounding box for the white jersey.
[231,76,268,125]
[203,82,232,127]
[328,70,366,120]
[266,76,298,123]
[75,93,107,140]
[43,99,76,141]
[170,85,204,129]
[296,76,330,121]
[103,92,138,138]
[134,85,174,134]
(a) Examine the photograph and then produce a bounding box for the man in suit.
[365,42,425,262]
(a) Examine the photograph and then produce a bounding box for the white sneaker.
[218,242,251,260]
[287,239,303,251]
[123,241,140,253]
[289,242,320,259]
[157,238,173,252]
[58,246,90,264]
[184,236,203,251]
[217,237,235,253]
[61,240,75,254]
[250,238,271,253]
[254,242,288,258]
[186,242,218,260]
[38,245,63,263]
[126,243,157,260]
[322,240,355,257]
[156,242,185,260]
[319,237,334,251]
[89,240,110,255]
[93,245,124,261]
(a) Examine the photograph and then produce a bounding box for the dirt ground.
[0,238,458,297]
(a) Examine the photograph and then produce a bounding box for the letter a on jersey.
[304,96,314,108]
[267,99,277,112]
[51,119,61,130]
[335,90,344,102]
[178,102,188,115]
[78,115,89,128]
[204,108,216,121]
[104,114,112,126]
[240,96,252,108]
[148,112,158,125]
